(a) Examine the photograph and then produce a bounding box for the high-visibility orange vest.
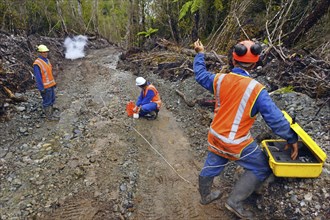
[143,84,162,109]
[33,58,56,89]
[207,73,264,160]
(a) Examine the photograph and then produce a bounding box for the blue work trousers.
[139,102,158,116]
[200,141,272,181]
[41,87,56,108]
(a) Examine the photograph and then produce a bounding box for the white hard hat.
[136,77,146,86]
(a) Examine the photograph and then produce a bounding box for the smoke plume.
[64,35,88,60]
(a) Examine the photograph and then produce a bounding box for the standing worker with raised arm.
[33,44,59,121]
[193,39,298,219]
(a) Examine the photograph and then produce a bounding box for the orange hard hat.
[232,40,262,63]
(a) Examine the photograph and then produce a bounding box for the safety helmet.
[136,77,146,86]
[232,40,262,63]
[37,44,49,52]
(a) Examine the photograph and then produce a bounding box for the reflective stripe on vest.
[144,84,162,108]
[33,58,55,88]
[208,72,264,160]
[214,74,225,111]
[212,78,258,144]
[209,127,252,145]
[34,59,50,83]
[208,142,241,159]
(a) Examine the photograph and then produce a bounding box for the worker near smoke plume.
[134,77,161,120]
[33,45,59,121]
[193,39,298,219]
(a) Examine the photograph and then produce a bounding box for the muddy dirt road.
[2,39,330,219]
[0,47,233,219]
[43,47,232,219]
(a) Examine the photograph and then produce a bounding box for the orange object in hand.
[126,101,136,117]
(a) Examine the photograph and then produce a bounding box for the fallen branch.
[175,89,216,108]
[178,68,194,81]
[234,13,249,40]
[306,97,330,125]
[0,84,27,102]
[211,50,226,65]
[157,38,227,63]
[175,89,196,107]
[184,67,193,73]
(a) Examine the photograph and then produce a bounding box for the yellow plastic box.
[261,111,327,178]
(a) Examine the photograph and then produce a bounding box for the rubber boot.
[44,106,59,121]
[198,175,221,205]
[225,170,262,219]
[51,106,60,119]
[52,105,60,111]
[147,111,158,120]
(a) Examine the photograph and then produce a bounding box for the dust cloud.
[64,35,88,60]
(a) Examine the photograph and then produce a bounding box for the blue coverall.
[194,53,298,181]
[136,82,158,116]
[33,56,56,108]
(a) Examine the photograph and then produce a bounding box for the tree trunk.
[1,0,9,31]
[192,11,199,42]
[166,0,179,43]
[77,0,83,18]
[93,0,99,36]
[284,0,330,46]
[126,0,139,48]
[56,0,68,35]
[141,0,146,31]
[69,0,77,18]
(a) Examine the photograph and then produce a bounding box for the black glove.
[40,90,46,95]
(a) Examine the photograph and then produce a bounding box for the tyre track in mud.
[54,47,231,219]
[39,48,126,219]
[89,47,231,219]
[2,42,329,220]
[2,47,230,219]
[129,111,226,220]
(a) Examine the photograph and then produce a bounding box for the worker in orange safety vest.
[193,39,298,219]
[33,44,59,121]
[133,77,161,120]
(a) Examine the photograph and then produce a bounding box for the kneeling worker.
[134,77,161,120]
